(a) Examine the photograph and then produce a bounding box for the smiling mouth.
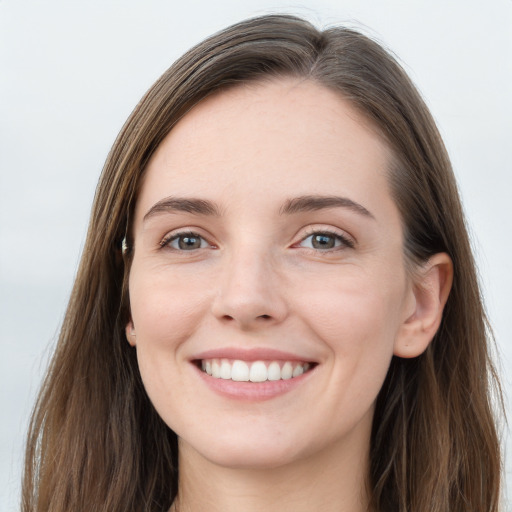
[195,359,315,382]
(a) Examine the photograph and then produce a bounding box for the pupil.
[179,236,201,250]
[312,234,334,249]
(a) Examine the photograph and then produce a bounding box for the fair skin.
[126,79,452,512]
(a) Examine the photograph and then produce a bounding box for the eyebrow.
[280,195,375,219]
[143,194,374,223]
[143,197,221,222]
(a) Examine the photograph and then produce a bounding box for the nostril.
[258,314,271,319]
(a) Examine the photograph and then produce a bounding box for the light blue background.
[1,1,511,509]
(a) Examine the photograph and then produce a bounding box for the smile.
[199,359,313,382]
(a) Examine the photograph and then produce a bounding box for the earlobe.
[394,253,453,358]
[125,320,137,347]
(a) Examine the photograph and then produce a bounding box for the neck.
[171,427,371,512]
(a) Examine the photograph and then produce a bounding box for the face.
[127,79,416,470]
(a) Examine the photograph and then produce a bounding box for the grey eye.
[169,233,208,250]
[311,234,337,249]
[299,232,348,250]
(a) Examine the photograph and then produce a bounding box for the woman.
[22,14,503,512]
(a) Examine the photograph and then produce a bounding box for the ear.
[394,253,453,358]
[125,319,137,347]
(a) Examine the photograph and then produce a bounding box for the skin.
[126,79,452,512]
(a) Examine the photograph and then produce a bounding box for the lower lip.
[193,364,314,401]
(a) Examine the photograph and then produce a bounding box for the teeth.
[220,359,231,379]
[231,360,249,381]
[281,362,293,380]
[200,359,312,382]
[267,361,281,381]
[211,360,221,378]
[292,365,304,378]
[249,361,267,382]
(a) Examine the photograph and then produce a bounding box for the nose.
[211,247,288,330]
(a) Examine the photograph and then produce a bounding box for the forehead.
[136,78,396,222]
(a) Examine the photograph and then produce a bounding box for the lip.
[191,347,317,363]
[190,347,318,401]
[193,364,315,401]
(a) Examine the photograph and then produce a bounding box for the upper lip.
[191,347,317,363]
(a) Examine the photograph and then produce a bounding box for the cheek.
[305,272,404,337]
[299,270,406,379]
[127,268,212,425]
[129,267,211,349]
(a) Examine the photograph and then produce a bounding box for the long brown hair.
[22,14,503,512]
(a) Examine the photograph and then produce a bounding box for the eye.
[298,231,354,250]
[162,232,210,251]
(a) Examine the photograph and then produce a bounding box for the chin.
[179,430,308,470]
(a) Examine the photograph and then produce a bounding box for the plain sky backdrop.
[1,1,511,510]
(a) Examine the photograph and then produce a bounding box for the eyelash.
[159,231,213,251]
[295,229,355,251]
[159,228,354,253]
